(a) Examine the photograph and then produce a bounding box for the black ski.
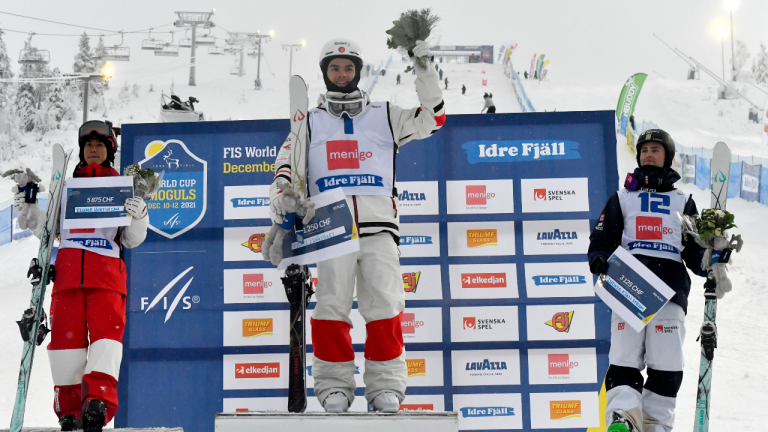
[281,264,313,413]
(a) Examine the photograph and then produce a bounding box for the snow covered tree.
[47,67,66,122]
[0,28,12,79]
[73,33,95,74]
[752,42,768,85]
[0,86,22,162]
[148,83,154,93]
[118,81,131,106]
[14,83,36,132]
[132,83,141,97]
[731,40,751,81]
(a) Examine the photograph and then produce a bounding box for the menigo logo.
[462,273,506,288]
[326,140,372,170]
[139,139,206,239]
[242,233,268,253]
[636,216,672,240]
[406,359,426,377]
[403,271,421,293]
[400,236,433,246]
[549,400,581,420]
[242,318,273,338]
[235,362,280,379]
[545,311,573,333]
[548,354,578,375]
[243,273,272,295]
[399,404,434,413]
[230,197,269,208]
[460,406,515,418]
[532,275,586,286]
[466,185,495,205]
[467,229,497,248]
[401,313,425,334]
[463,317,505,330]
[140,266,200,323]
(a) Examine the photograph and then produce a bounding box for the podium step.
[215,411,458,432]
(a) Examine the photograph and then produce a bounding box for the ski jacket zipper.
[79,249,85,288]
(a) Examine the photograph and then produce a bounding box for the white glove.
[270,183,300,224]
[125,197,148,220]
[261,223,289,266]
[411,40,433,61]
[13,191,25,211]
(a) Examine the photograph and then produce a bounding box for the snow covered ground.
[1,56,765,429]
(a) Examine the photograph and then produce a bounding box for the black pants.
[487,106,496,113]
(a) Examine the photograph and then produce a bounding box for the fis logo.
[550,400,582,420]
[242,233,268,253]
[326,140,372,170]
[548,354,578,375]
[400,236,433,245]
[534,188,547,200]
[537,229,578,240]
[242,319,273,338]
[401,313,425,334]
[462,273,506,288]
[545,311,574,333]
[399,404,434,412]
[636,216,672,240]
[402,271,421,293]
[532,275,586,286]
[140,266,199,323]
[235,362,280,379]
[230,197,269,208]
[466,185,495,205]
[465,359,508,371]
[243,274,272,294]
[460,407,515,418]
[467,229,498,248]
[399,190,427,201]
[463,317,476,329]
[406,359,426,377]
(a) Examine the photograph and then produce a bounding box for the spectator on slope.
[444,77,449,90]
[439,69,443,80]
[462,84,466,95]
[397,74,401,85]
[481,93,496,113]
[524,71,528,79]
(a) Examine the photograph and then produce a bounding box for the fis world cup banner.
[594,246,675,331]
[119,112,616,432]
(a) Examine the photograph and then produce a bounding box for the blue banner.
[728,161,741,199]
[741,163,760,202]
[684,154,696,184]
[695,157,710,190]
[0,204,10,246]
[119,111,617,432]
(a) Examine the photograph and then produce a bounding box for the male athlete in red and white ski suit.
[27,126,149,430]
[268,38,444,411]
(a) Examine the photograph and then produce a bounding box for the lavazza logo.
[537,229,578,242]
[140,266,200,323]
[465,358,508,376]
[399,189,427,203]
[463,316,506,330]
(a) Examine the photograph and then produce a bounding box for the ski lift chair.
[230,67,242,76]
[195,36,215,46]
[142,28,163,50]
[247,49,259,59]
[208,46,225,55]
[100,32,130,61]
[154,32,179,57]
[18,34,50,65]
[179,38,192,48]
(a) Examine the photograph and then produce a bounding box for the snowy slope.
[1,58,765,429]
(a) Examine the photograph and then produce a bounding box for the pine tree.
[753,42,768,85]
[15,82,37,132]
[731,40,751,81]
[48,67,66,122]
[73,33,95,73]
[0,28,12,79]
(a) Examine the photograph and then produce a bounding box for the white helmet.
[318,38,364,65]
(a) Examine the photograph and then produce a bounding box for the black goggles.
[79,121,114,147]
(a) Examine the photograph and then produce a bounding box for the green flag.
[616,73,648,122]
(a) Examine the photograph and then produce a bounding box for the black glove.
[590,256,609,276]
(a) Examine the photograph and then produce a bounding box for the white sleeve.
[389,60,446,147]
[29,204,47,239]
[269,135,293,202]
[121,214,149,249]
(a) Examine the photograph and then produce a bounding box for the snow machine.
[160,94,204,122]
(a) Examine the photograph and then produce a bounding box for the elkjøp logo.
[140,266,200,323]
[462,140,581,164]
[139,139,207,239]
[460,407,515,417]
[532,275,586,286]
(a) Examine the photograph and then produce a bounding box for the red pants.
[47,289,126,424]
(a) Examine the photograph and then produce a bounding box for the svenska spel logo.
[235,362,280,379]
[403,271,421,293]
[242,233,268,253]
[549,400,581,420]
[463,317,476,329]
[401,313,425,334]
[242,319,274,337]
[545,311,574,332]
[406,359,426,377]
[467,229,497,248]
[534,188,547,200]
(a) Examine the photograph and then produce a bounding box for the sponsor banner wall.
[529,391,601,429]
[448,263,519,300]
[524,262,594,298]
[446,179,515,214]
[741,162,760,202]
[121,112,616,432]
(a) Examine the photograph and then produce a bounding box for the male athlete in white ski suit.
[266,38,445,412]
[588,129,709,432]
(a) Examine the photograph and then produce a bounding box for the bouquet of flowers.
[680,208,743,298]
[123,164,163,200]
[386,8,441,72]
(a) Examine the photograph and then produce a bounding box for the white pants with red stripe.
[311,232,406,405]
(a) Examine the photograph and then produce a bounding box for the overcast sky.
[1,0,767,85]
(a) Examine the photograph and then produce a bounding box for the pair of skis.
[10,144,72,432]
[282,75,314,413]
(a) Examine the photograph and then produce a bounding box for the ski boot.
[58,414,82,431]
[607,411,636,432]
[81,399,106,432]
[323,392,350,413]
[369,392,399,413]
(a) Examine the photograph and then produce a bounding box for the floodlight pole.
[252,33,272,90]
[283,44,302,79]
[239,44,245,77]
[730,10,735,81]
[175,11,215,86]
[79,74,108,123]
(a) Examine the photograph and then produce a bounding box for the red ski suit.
[44,164,148,424]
